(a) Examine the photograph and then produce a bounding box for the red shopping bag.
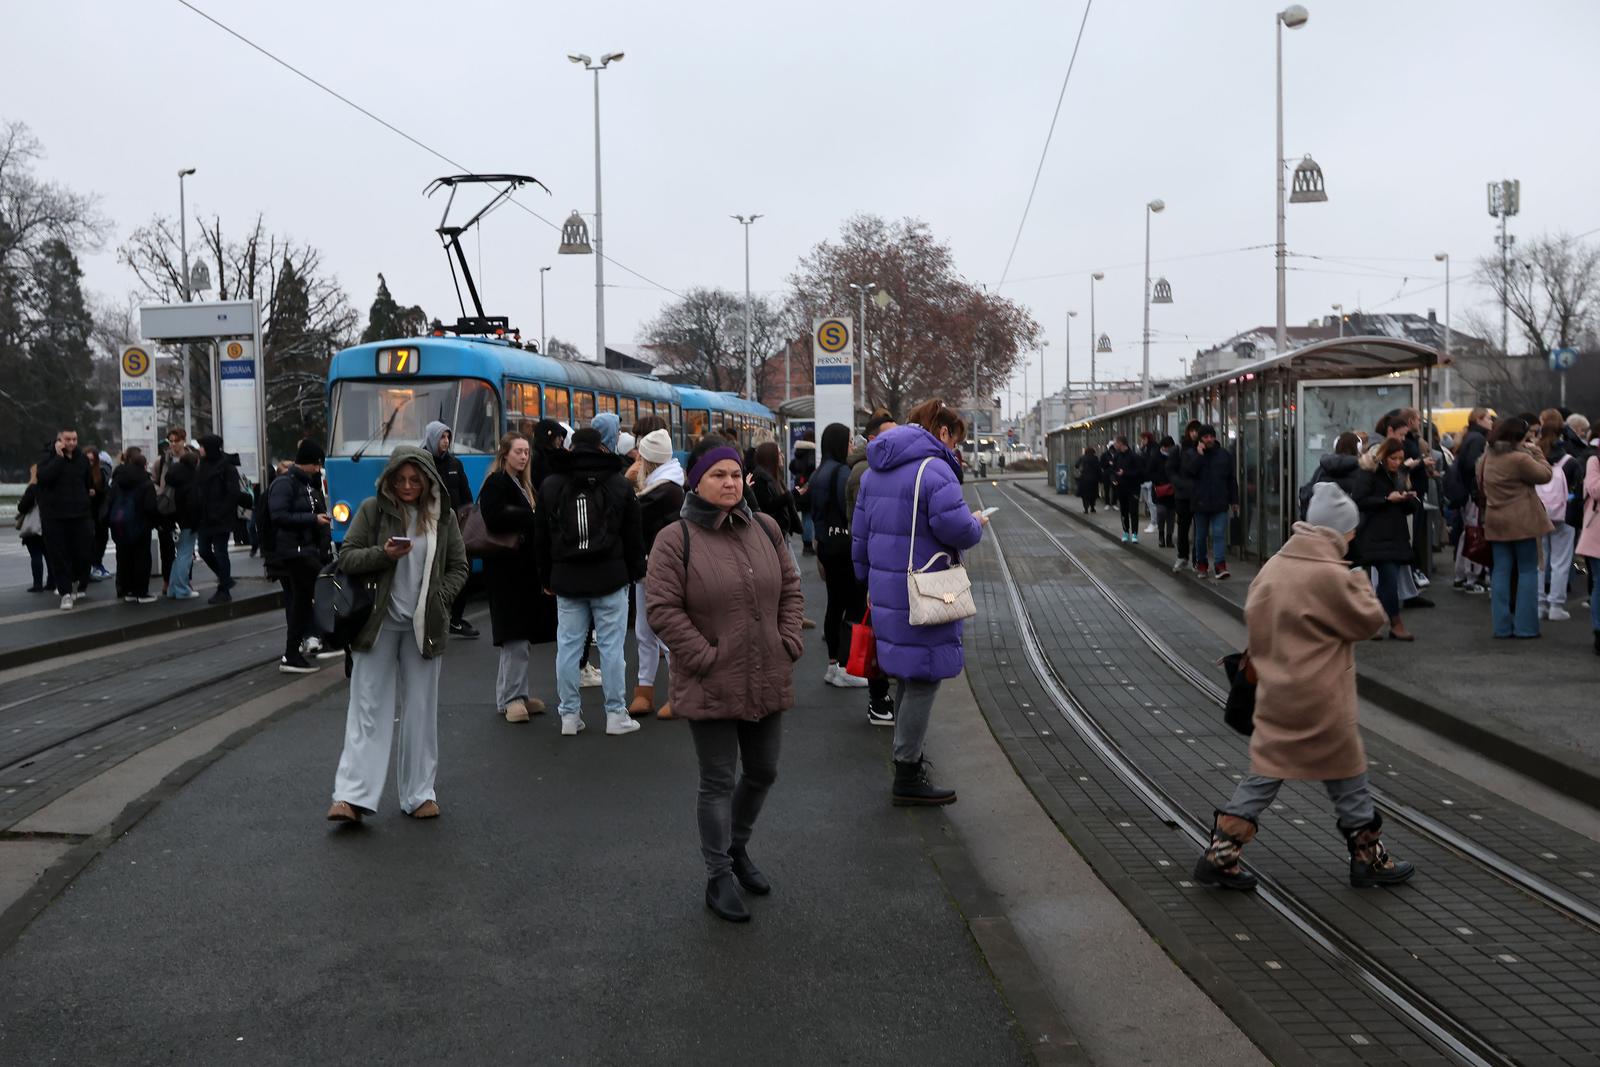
[846,607,881,679]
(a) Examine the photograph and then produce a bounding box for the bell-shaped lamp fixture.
[1151,277,1174,304]
[188,260,212,294]
[1289,155,1328,203]
[558,210,593,254]
[1095,333,1113,354]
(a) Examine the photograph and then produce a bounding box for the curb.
[1015,482,1600,812]
[0,588,282,672]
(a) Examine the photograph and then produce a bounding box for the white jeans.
[1539,524,1577,606]
[333,621,442,814]
[633,579,669,687]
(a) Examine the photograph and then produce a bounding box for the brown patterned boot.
[1345,814,1415,888]
[1193,812,1259,890]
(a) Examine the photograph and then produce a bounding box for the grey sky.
[7,0,1598,412]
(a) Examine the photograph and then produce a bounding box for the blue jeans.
[1193,510,1229,565]
[1370,561,1404,619]
[167,528,199,597]
[1490,538,1540,638]
[556,587,629,718]
[801,510,815,546]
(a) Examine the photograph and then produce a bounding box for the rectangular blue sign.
[121,389,154,407]
[814,364,852,386]
[220,360,256,380]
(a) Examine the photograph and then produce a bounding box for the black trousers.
[42,516,93,596]
[1175,498,1194,560]
[1117,489,1141,533]
[689,714,783,879]
[158,521,177,582]
[278,560,319,657]
[114,538,153,598]
[198,528,233,590]
[818,542,857,662]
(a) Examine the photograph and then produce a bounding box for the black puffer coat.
[1352,464,1414,564]
[265,465,330,572]
[478,469,540,646]
[191,435,251,532]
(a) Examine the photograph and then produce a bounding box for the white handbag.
[905,457,977,626]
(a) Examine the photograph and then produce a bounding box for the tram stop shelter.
[1046,336,1442,562]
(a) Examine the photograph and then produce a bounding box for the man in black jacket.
[536,427,646,738]
[193,433,251,604]
[1170,420,1202,571]
[36,429,95,609]
[1189,425,1238,580]
[424,420,478,638]
[268,440,332,673]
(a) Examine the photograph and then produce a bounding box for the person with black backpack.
[107,448,159,603]
[266,441,333,673]
[535,425,646,738]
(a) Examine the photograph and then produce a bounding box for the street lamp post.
[1331,302,1344,338]
[1063,309,1077,402]
[848,280,877,413]
[178,167,196,434]
[1434,251,1452,406]
[1275,5,1319,356]
[1089,271,1104,404]
[1142,199,1165,399]
[1037,339,1049,452]
[569,51,624,363]
[538,266,551,354]
[733,214,763,398]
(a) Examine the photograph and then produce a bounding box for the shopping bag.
[846,607,880,679]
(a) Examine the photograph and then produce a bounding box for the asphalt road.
[0,569,1031,1066]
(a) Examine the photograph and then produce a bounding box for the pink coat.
[1577,455,1600,560]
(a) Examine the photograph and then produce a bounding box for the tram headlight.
[332,501,352,524]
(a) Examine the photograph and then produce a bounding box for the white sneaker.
[1548,605,1571,621]
[302,635,323,656]
[1538,604,1549,620]
[560,714,586,736]
[122,595,137,603]
[136,595,158,604]
[606,711,641,736]
[1413,568,1431,589]
[72,591,88,601]
[1144,523,1156,533]
[828,664,869,688]
[1172,558,1191,573]
[60,594,74,611]
[578,664,603,688]
[824,663,839,686]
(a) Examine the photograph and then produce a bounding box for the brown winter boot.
[1345,814,1415,888]
[628,685,655,716]
[656,703,675,720]
[1193,812,1259,890]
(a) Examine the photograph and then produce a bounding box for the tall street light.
[1063,308,1077,403]
[732,214,763,398]
[1331,302,1344,338]
[1275,5,1327,356]
[178,167,196,434]
[1036,338,1049,452]
[848,280,878,413]
[1089,271,1104,405]
[1435,251,1452,406]
[538,266,551,355]
[569,50,624,363]
[1141,199,1166,399]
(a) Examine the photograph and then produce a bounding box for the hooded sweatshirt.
[423,420,472,511]
[192,434,248,531]
[107,462,158,543]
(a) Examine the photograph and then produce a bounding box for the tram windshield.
[330,378,500,456]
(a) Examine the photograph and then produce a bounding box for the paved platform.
[0,543,280,670]
[1012,478,1600,805]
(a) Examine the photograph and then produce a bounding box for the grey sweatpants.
[892,677,941,764]
[496,639,530,710]
[332,620,442,815]
[1221,772,1375,832]
[689,714,783,878]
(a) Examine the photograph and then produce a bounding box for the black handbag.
[313,557,376,649]
[1219,651,1257,735]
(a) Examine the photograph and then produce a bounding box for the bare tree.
[642,287,747,393]
[1475,232,1600,358]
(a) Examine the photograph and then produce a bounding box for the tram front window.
[330,379,499,456]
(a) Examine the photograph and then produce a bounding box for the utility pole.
[1488,179,1519,356]
[732,215,762,398]
[570,52,624,364]
[538,266,551,354]
[177,167,195,435]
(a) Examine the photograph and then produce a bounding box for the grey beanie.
[1306,482,1359,535]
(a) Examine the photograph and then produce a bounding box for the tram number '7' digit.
[395,350,408,373]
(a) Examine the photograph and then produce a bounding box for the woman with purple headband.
[647,435,805,924]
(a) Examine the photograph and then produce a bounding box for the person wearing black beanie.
[295,439,327,467]
[268,440,333,672]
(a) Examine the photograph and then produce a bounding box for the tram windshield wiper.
[351,395,413,463]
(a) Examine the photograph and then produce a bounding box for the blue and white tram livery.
[323,334,776,543]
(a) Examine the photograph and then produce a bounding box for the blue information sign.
[1549,347,1577,372]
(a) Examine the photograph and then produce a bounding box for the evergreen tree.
[27,239,101,448]
[360,272,427,343]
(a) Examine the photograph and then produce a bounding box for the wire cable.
[173,0,684,299]
[996,0,1094,289]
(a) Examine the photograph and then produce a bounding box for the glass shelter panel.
[1296,379,1416,484]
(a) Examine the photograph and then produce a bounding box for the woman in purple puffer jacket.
[852,399,989,806]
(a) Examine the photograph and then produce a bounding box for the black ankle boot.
[705,873,750,922]
[1344,813,1415,888]
[892,758,956,806]
[1593,630,1599,656]
[729,847,771,895]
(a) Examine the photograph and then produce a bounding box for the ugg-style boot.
[1193,812,1259,890]
[628,684,655,716]
[1344,813,1415,888]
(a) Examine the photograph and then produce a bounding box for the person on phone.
[326,446,469,822]
[852,399,987,806]
[1187,425,1238,580]
[267,440,332,673]
[1476,416,1553,639]
[1108,435,1144,543]
[1352,438,1418,641]
[36,428,95,610]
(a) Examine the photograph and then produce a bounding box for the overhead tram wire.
[172,0,684,300]
[995,0,1095,290]
[1004,244,1274,288]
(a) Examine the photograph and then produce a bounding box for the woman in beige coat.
[1476,415,1553,639]
[647,435,805,923]
[1195,483,1415,891]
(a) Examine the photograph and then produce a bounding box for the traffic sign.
[119,343,158,461]
[1549,347,1577,372]
[812,316,855,433]
[121,345,151,378]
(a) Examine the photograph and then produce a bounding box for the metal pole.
[784,339,791,404]
[538,266,549,355]
[1142,206,1152,399]
[858,287,867,414]
[1064,312,1071,402]
[1499,212,1509,356]
[1275,14,1288,356]
[1039,340,1045,451]
[742,221,753,399]
[1089,276,1097,406]
[179,172,192,436]
[1442,255,1452,406]
[592,68,606,365]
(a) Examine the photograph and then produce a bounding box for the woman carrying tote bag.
[851,399,988,807]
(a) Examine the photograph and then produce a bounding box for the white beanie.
[1306,482,1359,535]
[617,431,637,456]
[639,428,674,464]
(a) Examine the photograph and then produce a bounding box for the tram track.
[992,483,1600,938]
[974,483,1528,1067]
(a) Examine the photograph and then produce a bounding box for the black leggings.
[1175,498,1194,559]
[818,543,857,662]
[279,561,319,657]
[1118,490,1140,533]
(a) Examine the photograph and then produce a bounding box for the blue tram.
[323,334,775,543]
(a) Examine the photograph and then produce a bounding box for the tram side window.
[597,392,617,417]
[619,397,638,427]
[574,390,596,426]
[454,379,501,454]
[543,385,570,426]
[685,409,710,449]
[505,381,540,438]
